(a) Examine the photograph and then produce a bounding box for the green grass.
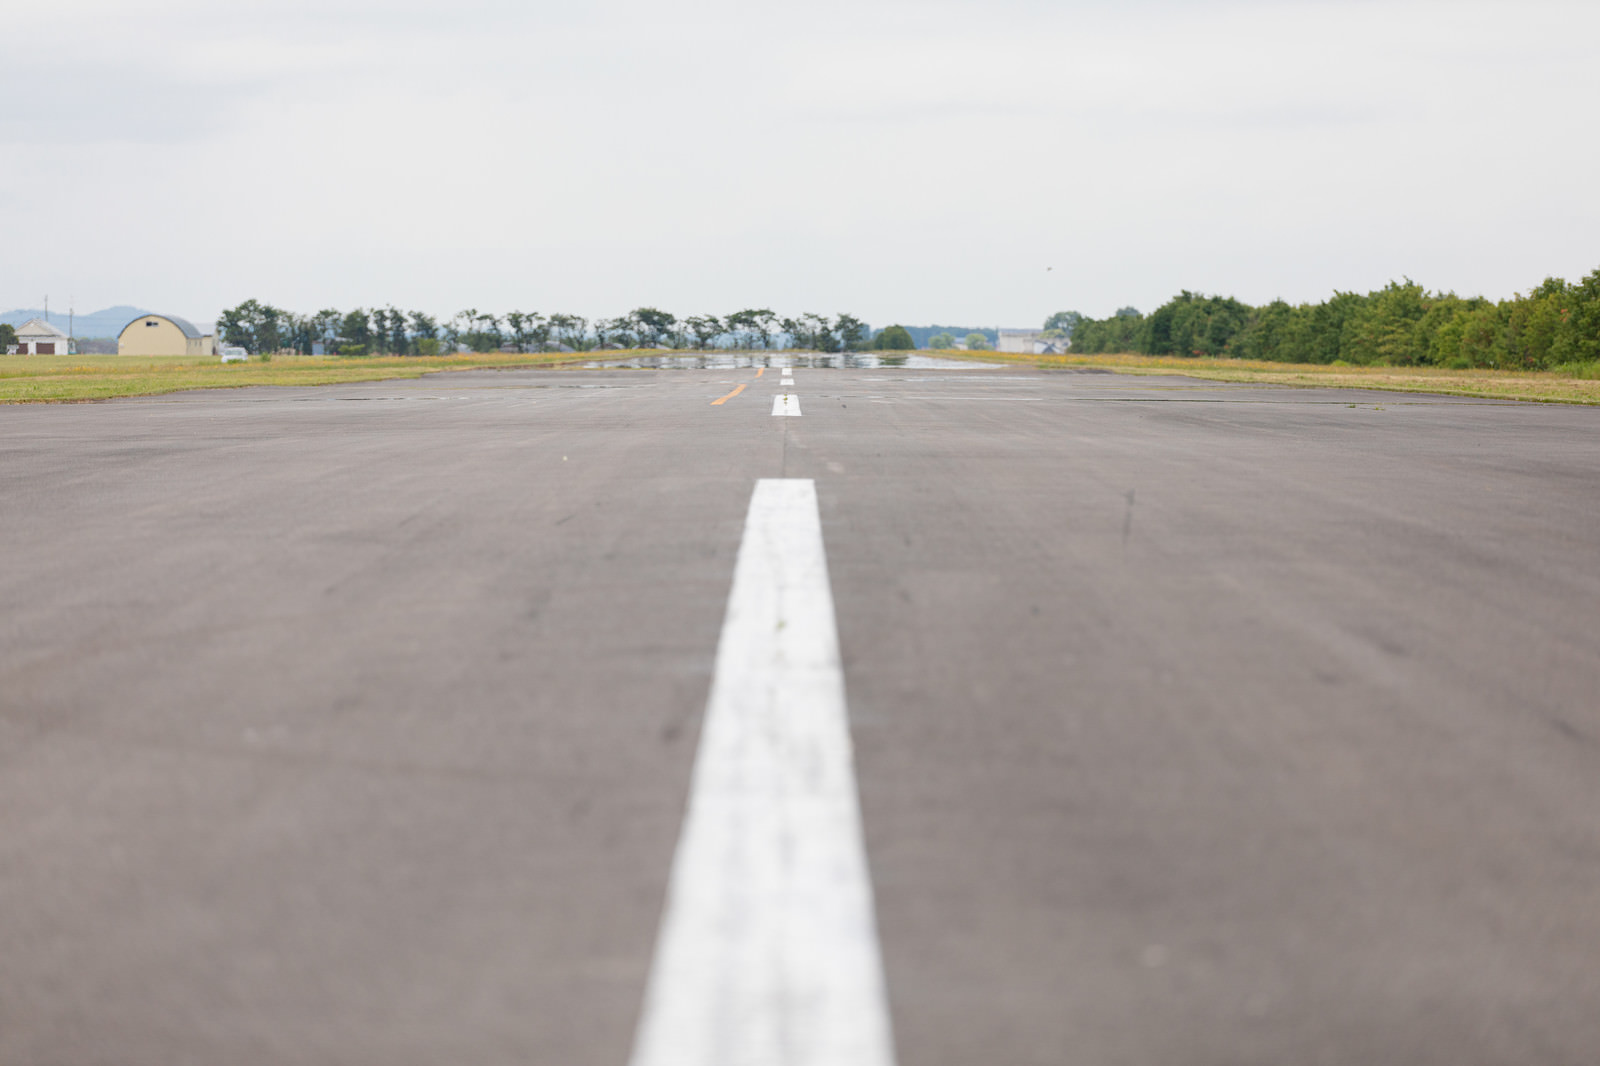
[1549,359,1600,380]
[935,351,1600,405]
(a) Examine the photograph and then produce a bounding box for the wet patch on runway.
[585,353,996,370]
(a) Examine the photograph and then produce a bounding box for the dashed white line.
[628,479,895,1066]
[773,393,802,416]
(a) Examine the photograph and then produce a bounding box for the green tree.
[723,310,754,348]
[0,323,16,351]
[310,309,342,353]
[873,325,914,350]
[218,299,287,355]
[217,302,252,350]
[1302,291,1365,364]
[1043,310,1083,336]
[1341,280,1428,365]
[1457,302,1507,367]
[727,308,778,349]
[927,331,955,349]
[450,310,501,352]
[442,313,464,352]
[281,313,307,354]
[629,307,676,348]
[549,314,588,350]
[474,312,503,352]
[1070,307,1146,353]
[407,311,437,355]
[835,313,868,350]
[370,308,394,354]
[1145,291,1251,357]
[384,306,408,355]
[1236,300,1297,362]
[506,311,547,353]
[528,314,553,352]
[753,310,778,348]
[803,312,838,352]
[964,331,992,351]
[340,308,372,354]
[725,309,777,349]
[1426,299,1479,367]
[505,311,528,351]
[780,316,807,349]
[1411,293,1471,366]
[1567,267,1600,364]
[593,317,626,348]
[685,314,724,349]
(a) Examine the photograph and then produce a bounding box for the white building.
[9,318,73,355]
[997,329,1067,354]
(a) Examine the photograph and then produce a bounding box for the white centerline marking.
[772,393,802,416]
[629,479,895,1066]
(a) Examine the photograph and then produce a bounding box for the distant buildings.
[9,318,73,355]
[997,329,1068,355]
[118,314,216,356]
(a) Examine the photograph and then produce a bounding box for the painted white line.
[629,479,895,1066]
[772,393,802,416]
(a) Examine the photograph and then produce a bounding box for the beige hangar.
[118,314,216,356]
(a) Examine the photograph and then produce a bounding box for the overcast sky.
[4,0,1598,328]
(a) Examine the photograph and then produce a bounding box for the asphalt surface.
[3,364,1599,1064]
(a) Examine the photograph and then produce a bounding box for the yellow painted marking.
[712,383,748,406]
[756,367,765,378]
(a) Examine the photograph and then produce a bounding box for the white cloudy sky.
[4,0,1598,328]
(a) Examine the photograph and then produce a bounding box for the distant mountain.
[2,306,152,339]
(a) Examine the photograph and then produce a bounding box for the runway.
[3,364,1599,1064]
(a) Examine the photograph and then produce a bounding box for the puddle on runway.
[582,353,1000,371]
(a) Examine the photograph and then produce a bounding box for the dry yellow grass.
[943,351,1600,405]
[0,351,603,404]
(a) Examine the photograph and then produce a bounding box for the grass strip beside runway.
[933,351,1600,404]
[8,349,1600,405]
[0,351,604,403]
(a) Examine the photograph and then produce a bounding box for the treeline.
[217,301,916,355]
[902,324,998,348]
[1065,266,1600,370]
[928,331,994,351]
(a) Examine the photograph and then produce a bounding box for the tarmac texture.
[3,365,1599,1064]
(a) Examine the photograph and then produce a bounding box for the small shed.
[11,318,72,355]
[118,314,216,356]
